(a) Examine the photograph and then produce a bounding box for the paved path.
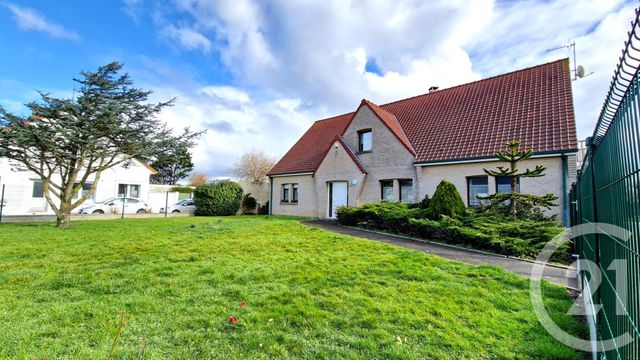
[304,220,578,289]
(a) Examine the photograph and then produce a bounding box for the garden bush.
[241,193,258,214]
[193,180,243,216]
[336,201,569,262]
[427,180,466,219]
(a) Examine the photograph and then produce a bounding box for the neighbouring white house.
[0,157,157,215]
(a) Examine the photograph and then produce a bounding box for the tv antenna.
[546,41,593,81]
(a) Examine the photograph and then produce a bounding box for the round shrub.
[241,193,258,214]
[427,180,465,219]
[194,180,243,216]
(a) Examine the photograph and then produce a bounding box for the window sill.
[280,201,298,205]
[358,150,372,154]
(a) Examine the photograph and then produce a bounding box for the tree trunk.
[56,203,71,228]
[510,160,517,216]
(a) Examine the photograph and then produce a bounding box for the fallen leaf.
[240,300,247,308]
[229,316,238,325]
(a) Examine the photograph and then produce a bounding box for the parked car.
[160,199,195,213]
[78,197,150,214]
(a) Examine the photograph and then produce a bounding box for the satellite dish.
[576,65,585,78]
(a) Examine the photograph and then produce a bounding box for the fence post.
[165,191,168,218]
[588,146,602,324]
[0,184,4,224]
[121,195,126,219]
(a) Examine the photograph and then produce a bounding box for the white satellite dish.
[576,65,585,78]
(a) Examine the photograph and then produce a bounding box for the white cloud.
[161,26,212,53]
[147,84,323,177]
[162,0,635,141]
[135,0,636,176]
[5,3,81,41]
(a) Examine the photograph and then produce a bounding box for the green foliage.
[150,145,196,185]
[170,186,195,194]
[193,180,243,216]
[0,62,202,227]
[482,141,558,216]
[409,193,430,209]
[337,202,428,233]
[0,217,583,359]
[241,193,258,214]
[337,202,568,262]
[427,180,466,219]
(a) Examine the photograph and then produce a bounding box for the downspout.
[561,155,568,226]
[268,176,273,215]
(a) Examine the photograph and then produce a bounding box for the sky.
[0,0,636,177]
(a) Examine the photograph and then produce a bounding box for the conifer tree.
[482,141,557,216]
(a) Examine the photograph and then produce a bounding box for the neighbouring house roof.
[138,160,158,174]
[269,58,577,175]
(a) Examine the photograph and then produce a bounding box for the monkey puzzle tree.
[0,62,200,228]
[482,140,557,217]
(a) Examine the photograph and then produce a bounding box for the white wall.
[0,158,154,215]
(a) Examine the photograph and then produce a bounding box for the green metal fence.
[570,8,640,359]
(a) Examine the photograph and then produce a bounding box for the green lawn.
[0,217,584,359]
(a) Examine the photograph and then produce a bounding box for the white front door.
[329,181,348,219]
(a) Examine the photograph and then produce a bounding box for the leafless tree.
[233,150,276,184]
[188,172,208,186]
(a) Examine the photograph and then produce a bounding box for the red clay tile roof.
[336,135,367,173]
[360,100,416,156]
[269,113,352,175]
[269,58,577,175]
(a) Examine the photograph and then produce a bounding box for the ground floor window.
[399,179,413,203]
[118,184,140,198]
[381,180,394,202]
[32,179,44,198]
[281,184,290,202]
[292,183,299,202]
[496,176,520,194]
[467,176,488,206]
[74,182,94,200]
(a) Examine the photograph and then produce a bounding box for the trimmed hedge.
[336,202,568,262]
[194,180,243,216]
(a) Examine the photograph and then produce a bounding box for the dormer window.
[358,129,372,153]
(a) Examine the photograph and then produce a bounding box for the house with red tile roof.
[268,59,578,223]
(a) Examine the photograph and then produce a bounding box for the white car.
[160,199,195,213]
[78,197,150,214]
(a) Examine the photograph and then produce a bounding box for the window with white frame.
[281,184,290,202]
[32,179,44,198]
[118,184,140,198]
[292,183,299,203]
[73,182,95,200]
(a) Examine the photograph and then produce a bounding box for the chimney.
[428,86,439,93]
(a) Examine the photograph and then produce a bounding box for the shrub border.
[338,223,573,270]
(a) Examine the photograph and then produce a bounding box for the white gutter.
[414,152,578,167]
[269,172,314,178]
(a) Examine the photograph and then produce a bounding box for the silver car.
[78,197,150,214]
[160,199,196,213]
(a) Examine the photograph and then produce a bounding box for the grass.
[0,216,585,359]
